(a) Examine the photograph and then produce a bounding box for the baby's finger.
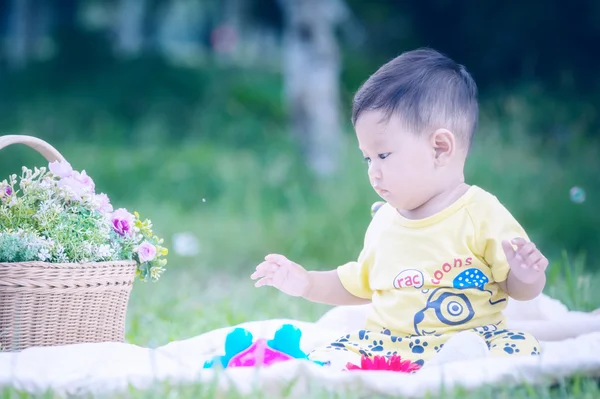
[256,261,279,273]
[251,261,279,279]
[254,277,273,288]
[511,237,528,248]
[534,256,549,272]
[250,270,266,280]
[517,242,536,258]
[265,253,290,266]
[525,251,543,268]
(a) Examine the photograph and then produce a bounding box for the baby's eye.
[378,153,390,160]
[363,157,371,164]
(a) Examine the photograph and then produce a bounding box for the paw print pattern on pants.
[368,340,385,352]
[329,342,348,351]
[409,339,428,354]
[312,327,540,367]
[336,334,351,343]
[503,343,520,354]
[390,335,402,343]
[506,332,527,340]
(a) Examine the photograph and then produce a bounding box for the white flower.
[39,178,54,190]
[97,244,113,259]
[38,200,55,214]
[54,243,68,263]
[6,196,17,207]
[83,242,93,252]
[37,246,51,262]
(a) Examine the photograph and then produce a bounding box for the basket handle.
[0,135,66,163]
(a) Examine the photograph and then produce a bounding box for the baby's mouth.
[374,186,389,196]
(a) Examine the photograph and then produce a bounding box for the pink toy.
[227,338,293,367]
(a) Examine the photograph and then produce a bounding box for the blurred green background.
[0,0,599,344]
[1,0,598,269]
[1,2,600,397]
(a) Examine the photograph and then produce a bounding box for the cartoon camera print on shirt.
[413,268,506,335]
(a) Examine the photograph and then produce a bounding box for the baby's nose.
[368,164,382,180]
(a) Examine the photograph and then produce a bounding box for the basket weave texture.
[0,135,137,351]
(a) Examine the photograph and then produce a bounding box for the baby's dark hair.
[352,48,479,149]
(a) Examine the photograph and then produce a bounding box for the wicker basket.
[0,135,137,351]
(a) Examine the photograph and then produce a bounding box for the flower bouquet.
[0,135,168,351]
[0,161,168,281]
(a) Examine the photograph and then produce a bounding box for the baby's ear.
[430,128,455,165]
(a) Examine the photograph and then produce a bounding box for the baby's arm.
[498,238,548,301]
[474,197,548,301]
[304,269,371,305]
[251,254,371,306]
[498,272,546,301]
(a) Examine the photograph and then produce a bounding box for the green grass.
[122,376,600,399]
[3,377,600,399]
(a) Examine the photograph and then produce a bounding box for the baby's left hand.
[502,237,548,284]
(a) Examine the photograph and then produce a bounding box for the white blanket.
[1,294,599,397]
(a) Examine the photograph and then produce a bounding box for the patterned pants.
[308,327,541,370]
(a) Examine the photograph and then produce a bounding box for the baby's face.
[355,111,440,212]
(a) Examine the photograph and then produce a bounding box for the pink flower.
[346,355,422,373]
[111,208,135,236]
[73,170,95,192]
[58,177,89,200]
[137,241,157,263]
[48,161,73,178]
[94,193,113,214]
[58,170,95,200]
[58,176,87,200]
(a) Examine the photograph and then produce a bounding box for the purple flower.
[94,193,113,214]
[48,161,73,178]
[0,185,12,200]
[137,241,157,263]
[111,208,135,236]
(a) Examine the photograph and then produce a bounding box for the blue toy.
[203,324,325,368]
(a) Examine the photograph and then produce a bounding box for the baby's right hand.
[250,254,310,297]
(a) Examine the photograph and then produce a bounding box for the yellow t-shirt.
[338,185,528,337]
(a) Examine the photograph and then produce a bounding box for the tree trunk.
[5,0,30,70]
[278,0,347,177]
[114,0,147,57]
[155,0,206,62]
